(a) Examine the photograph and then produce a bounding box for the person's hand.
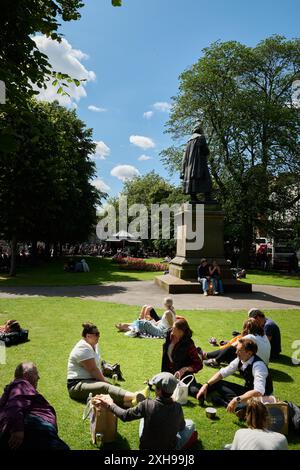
[196,384,208,400]
[8,431,24,449]
[226,398,238,413]
[97,394,114,408]
[174,367,188,380]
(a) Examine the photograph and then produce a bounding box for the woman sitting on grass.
[115,298,176,337]
[203,317,271,367]
[161,318,203,397]
[225,398,288,450]
[67,322,146,407]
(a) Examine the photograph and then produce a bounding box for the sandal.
[208,337,219,347]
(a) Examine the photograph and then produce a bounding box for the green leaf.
[112,0,122,6]
[57,87,63,94]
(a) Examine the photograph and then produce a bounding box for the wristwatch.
[236,396,241,403]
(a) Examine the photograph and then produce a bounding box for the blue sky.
[44,0,300,196]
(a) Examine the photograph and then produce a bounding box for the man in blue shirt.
[248,309,281,359]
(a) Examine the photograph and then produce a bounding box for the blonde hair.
[246,398,269,430]
[164,297,174,311]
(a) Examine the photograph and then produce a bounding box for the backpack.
[0,329,29,347]
[286,401,300,432]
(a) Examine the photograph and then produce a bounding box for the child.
[94,372,197,450]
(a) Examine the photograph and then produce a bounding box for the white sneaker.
[204,291,208,296]
[214,292,219,295]
[124,329,138,337]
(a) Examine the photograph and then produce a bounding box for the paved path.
[0,282,300,310]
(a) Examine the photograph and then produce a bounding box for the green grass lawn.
[0,298,299,450]
[0,256,166,287]
[241,270,300,288]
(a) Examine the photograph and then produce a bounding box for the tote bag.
[172,374,194,405]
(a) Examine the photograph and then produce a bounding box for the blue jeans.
[212,277,224,294]
[132,319,166,337]
[139,418,195,450]
[198,277,208,293]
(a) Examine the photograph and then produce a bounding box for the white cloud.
[138,154,152,161]
[33,35,96,107]
[88,105,107,112]
[91,179,111,192]
[143,111,153,119]
[92,141,111,160]
[129,135,155,150]
[153,101,172,112]
[111,165,140,182]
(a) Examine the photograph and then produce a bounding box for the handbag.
[171,374,194,405]
[101,360,124,381]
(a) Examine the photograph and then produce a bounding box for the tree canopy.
[161,35,300,262]
[0,100,104,275]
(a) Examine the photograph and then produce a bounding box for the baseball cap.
[149,372,178,395]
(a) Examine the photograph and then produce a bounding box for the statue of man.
[180,125,212,203]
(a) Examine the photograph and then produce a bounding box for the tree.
[0,100,104,275]
[161,36,300,264]
[105,172,187,254]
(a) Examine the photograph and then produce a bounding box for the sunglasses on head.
[90,331,100,337]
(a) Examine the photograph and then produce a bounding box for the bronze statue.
[180,125,213,203]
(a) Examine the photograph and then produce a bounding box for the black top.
[197,264,210,278]
[161,330,203,377]
[109,397,185,450]
[238,355,273,395]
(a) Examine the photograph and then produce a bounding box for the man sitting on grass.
[196,338,273,418]
[0,362,69,450]
[94,372,197,450]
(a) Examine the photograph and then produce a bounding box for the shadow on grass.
[225,290,300,307]
[269,368,294,383]
[271,354,294,367]
[287,431,300,446]
[0,257,163,288]
[0,284,129,298]
[102,433,131,450]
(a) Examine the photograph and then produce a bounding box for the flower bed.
[115,257,166,271]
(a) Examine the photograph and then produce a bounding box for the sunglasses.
[90,331,100,337]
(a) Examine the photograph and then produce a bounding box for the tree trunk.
[30,239,38,265]
[239,227,254,268]
[44,242,50,259]
[9,234,17,277]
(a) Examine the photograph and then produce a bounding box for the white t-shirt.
[67,339,101,380]
[243,334,271,365]
[230,428,288,450]
[158,309,176,330]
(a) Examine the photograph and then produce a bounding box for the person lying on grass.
[93,372,197,451]
[115,297,177,337]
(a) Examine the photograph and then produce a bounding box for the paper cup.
[206,407,217,419]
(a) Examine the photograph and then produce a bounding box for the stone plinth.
[156,202,252,294]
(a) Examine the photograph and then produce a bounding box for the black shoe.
[232,331,240,337]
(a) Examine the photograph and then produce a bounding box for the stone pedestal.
[155,202,252,294]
